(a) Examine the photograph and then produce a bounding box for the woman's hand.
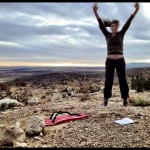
[92,3,100,20]
[132,2,139,17]
[134,2,139,10]
[92,3,99,12]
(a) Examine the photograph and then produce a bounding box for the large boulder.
[25,116,45,136]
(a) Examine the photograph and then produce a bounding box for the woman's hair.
[102,19,120,27]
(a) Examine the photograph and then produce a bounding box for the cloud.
[0,2,149,66]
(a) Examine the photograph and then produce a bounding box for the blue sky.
[0,2,150,66]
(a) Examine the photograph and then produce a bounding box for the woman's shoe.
[104,98,108,106]
[123,98,128,106]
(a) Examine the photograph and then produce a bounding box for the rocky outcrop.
[25,116,45,136]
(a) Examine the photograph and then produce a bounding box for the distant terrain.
[0,66,104,83]
[0,62,150,83]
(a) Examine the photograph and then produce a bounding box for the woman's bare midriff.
[107,54,124,60]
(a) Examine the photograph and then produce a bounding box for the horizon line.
[0,65,105,67]
[0,62,149,68]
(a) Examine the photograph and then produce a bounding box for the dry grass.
[129,95,150,106]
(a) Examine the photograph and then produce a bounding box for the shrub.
[0,103,7,111]
[89,85,101,93]
[0,82,9,91]
[129,96,150,106]
[7,102,15,109]
[130,74,150,92]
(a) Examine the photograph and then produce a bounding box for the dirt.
[0,67,150,148]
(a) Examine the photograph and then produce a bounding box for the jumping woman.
[92,3,140,106]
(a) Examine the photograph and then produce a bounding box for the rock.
[39,132,43,137]
[63,86,74,93]
[0,124,5,128]
[13,142,28,148]
[34,136,41,140]
[42,145,49,148]
[62,93,68,98]
[0,98,23,106]
[15,121,21,128]
[1,111,12,114]
[0,124,5,138]
[28,97,39,106]
[1,123,26,146]
[54,89,58,93]
[52,93,62,101]
[130,90,137,93]
[0,98,24,111]
[25,116,45,136]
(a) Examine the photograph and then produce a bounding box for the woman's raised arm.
[121,2,140,35]
[92,3,109,37]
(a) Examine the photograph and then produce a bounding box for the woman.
[92,3,140,106]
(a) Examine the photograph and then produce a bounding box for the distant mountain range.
[126,62,150,68]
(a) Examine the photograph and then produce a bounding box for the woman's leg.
[104,58,115,105]
[116,58,129,105]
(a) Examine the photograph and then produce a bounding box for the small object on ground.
[114,118,134,125]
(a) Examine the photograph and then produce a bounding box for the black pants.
[104,58,129,99]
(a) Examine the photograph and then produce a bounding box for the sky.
[0,2,150,67]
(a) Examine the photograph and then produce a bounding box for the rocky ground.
[0,67,150,148]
